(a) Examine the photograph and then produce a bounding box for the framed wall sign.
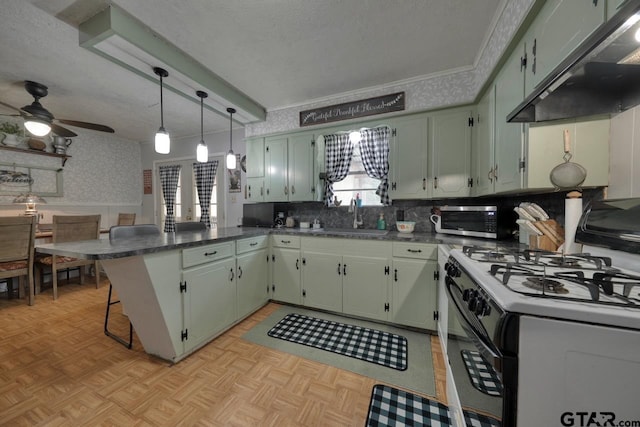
[300,92,405,127]
[0,161,63,196]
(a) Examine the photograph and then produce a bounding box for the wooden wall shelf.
[0,145,71,166]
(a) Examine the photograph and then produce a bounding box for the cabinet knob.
[291,185,295,194]
[238,266,243,279]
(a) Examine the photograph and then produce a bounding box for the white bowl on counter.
[396,221,415,234]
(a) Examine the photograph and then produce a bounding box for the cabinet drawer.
[271,235,300,248]
[236,235,268,254]
[392,242,437,260]
[182,241,235,268]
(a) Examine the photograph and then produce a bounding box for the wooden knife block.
[529,235,558,251]
[529,219,565,251]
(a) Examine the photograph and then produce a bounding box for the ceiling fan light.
[226,150,236,169]
[197,141,208,163]
[155,127,170,154]
[24,119,51,137]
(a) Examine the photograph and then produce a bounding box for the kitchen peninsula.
[36,227,453,363]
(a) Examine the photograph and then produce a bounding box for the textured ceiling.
[0,0,503,142]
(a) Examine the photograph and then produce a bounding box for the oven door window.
[447,280,503,422]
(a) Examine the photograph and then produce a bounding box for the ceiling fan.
[0,80,115,137]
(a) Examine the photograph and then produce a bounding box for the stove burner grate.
[523,277,569,294]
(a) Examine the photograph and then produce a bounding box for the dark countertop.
[35,226,523,260]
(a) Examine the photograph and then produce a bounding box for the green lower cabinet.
[342,254,390,322]
[301,251,343,312]
[271,247,301,304]
[237,248,269,319]
[182,257,237,353]
[391,258,438,330]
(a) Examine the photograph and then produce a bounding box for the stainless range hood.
[508,0,640,123]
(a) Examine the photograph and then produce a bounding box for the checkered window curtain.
[159,164,182,232]
[359,127,391,205]
[324,133,354,206]
[193,160,219,229]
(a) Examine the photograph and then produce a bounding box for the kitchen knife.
[529,203,550,220]
[515,206,537,222]
[517,219,543,236]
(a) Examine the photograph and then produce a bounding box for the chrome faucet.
[349,198,363,229]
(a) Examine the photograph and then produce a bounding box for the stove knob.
[482,304,492,317]
[474,298,486,316]
[462,288,471,301]
[468,296,478,312]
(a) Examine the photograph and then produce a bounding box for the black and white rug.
[366,384,501,427]
[267,313,408,370]
[461,350,503,396]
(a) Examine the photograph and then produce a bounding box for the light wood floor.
[0,278,447,426]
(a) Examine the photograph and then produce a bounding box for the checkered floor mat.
[366,384,450,426]
[366,385,501,427]
[461,350,503,396]
[267,313,407,370]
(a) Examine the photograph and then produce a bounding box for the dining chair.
[35,214,101,300]
[105,224,161,348]
[0,216,36,306]
[117,213,136,226]
[174,221,207,232]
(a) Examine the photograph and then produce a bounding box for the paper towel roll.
[564,197,583,254]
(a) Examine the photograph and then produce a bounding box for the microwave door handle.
[446,277,501,360]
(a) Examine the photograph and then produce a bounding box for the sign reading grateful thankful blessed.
[299,92,405,127]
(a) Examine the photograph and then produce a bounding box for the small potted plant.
[0,121,24,147]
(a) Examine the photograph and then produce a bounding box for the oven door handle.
[446,276,501,360]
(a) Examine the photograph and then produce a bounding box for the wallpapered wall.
[0,130,142,226]
[245,0,535,137]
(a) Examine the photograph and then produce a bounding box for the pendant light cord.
[229,109,233,151]
[159,74,164,128]
[200,96,204,141]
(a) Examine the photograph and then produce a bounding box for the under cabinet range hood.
[508,0,640,123]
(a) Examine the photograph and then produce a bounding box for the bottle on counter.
[377,213,386,230]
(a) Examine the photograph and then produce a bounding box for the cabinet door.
[342,255,389,322]
[246,137,265,178]
[182,257,237,353]
[472,86,495,197]
[271,247,301,304]
[389,115,429,199]
[531,0,605,91]
[494,45,525,194]
[237,249,268,319]
[288,133,315,201]
[431,108,472,198]
[391,258,437,330]
[245,177,264,203]
[265,136,288,202]
[301,251,342,312]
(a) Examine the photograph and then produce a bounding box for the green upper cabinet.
[245,137,265,203]
[607,0,626,20]
[263,132,315,202]
[527,0,605,93]
[388,114,430,199]
[245,137,265,178]
[494,43,526,194]
[264,136,288,202]
[472,85,495,197]
[430,108,473,198]
[287,132,316,202]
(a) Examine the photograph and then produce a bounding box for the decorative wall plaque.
[299,92,405,127]
[143,169,152,194]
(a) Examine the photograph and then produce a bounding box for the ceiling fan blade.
[0,100,25,115]
[56,119,115,133]
[50,123,77,138]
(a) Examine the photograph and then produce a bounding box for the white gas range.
[442,198,640,427]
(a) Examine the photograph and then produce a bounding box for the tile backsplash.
[266,188,605,240]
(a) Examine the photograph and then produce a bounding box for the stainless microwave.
[431,205,517,240]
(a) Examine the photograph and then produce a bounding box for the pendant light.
[153,67,170,154]
[196,90,208,163]
[226,107,237,169]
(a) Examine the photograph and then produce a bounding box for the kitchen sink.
[319,228,389,236]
